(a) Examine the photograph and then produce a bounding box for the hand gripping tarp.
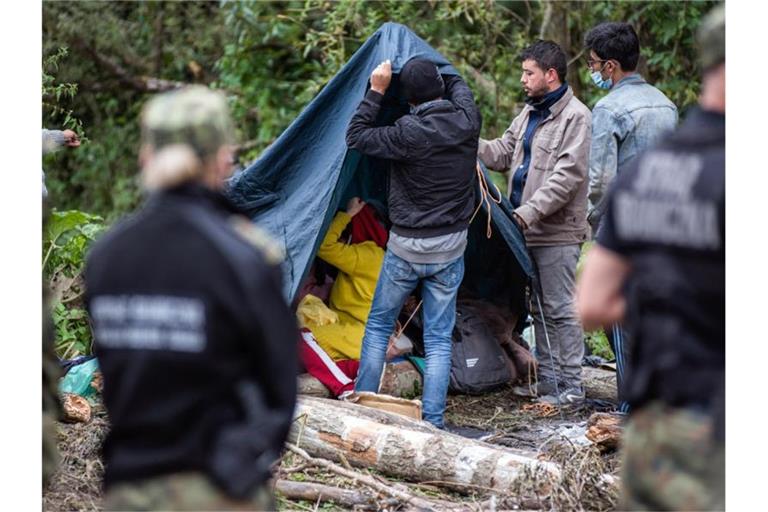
[227,22,533,312]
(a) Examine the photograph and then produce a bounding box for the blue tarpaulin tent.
[227,22,532,314]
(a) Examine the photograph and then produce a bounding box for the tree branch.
[465,65,497,98]
[70,36,188,93]
[234,139,262,155]
[153,2,165,76]
[274,479,392,509]
[539,0,553,40]
[567,47,587,67]
[285,443,460,511]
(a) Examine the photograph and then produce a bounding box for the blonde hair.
[140,144,204,191]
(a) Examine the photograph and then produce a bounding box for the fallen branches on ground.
[286,442,458,511]
[274,479,398,510]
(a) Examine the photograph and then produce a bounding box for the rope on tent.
[379,300,423,394]
[394,299,423,339]
[468,163,503,238]
[389,165,493,344]
[379,165,497,392]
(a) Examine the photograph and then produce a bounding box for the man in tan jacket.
[479,40,591,405]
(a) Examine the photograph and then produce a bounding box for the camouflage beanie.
[698,4,725,71]
[141,86,235,159]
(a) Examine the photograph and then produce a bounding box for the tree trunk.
[582,366,618,402]
[297,373,332,398]
[298,366,617,403]
[153,2,165,76]
[542,0,584,100]
[290,397,559,493]
[296,361,423,400]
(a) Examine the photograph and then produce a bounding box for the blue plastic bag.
[59,358,99,397]
[59,354,96,373]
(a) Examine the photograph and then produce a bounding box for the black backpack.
[449,306,513,394]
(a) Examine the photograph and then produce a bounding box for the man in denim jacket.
[585,22,678,225]
[584,22,677,413]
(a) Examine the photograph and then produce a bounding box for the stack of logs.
[282,366,622,509]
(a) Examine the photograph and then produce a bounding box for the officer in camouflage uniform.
[84,86,298,511]
[577,5,725,510]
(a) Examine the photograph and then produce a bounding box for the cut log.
[297,360,424,400]
[582,366,617,402]
[380,361,422,398]
[300,365,618,403]
[297,373,331,398]
[351,391,422,420]
[61,393,91,423]
[290,396,558,494]
[585,412,623,452]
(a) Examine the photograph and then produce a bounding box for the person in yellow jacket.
[306,197,385,360]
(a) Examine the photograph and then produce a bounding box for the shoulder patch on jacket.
[228,215,285,265]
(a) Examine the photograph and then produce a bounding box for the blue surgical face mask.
[590,66,613,90]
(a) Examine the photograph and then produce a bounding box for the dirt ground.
[43,384,621,511]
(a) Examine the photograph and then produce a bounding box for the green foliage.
[52,303,93,360]
[288,472,307,482]
[572,0,716,110]
[43,1,226,219]
[585,329,614,361]
[400,377,423,401]
[576,241,593,279]
[42,46,84,135]
[43,210,105,277]
[577,243,614,360]
[489,170,508,197]
[637,1,714,109]
[44,210,106,359]
[40,2,712,355]
[43,0,714,221]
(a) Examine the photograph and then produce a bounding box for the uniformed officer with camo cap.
[85,86,298,510]
[577,4,725,510]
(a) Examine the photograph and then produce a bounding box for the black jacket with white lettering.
[346,74,481,238]
[598,108,724,434]
[84,183,298,491]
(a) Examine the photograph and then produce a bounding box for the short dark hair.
[584,22,640,71]
[520,40,568,82]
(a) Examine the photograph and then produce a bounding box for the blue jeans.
[355,251,464,428]
[610,324,631,413]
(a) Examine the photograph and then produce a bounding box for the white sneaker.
[539,386,585,406]
[511,380,558,398]
[337,390,355,401]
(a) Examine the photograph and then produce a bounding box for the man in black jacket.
[84,86,298,510]
[346,58,481,428]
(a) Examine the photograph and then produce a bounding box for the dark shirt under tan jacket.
[478,86,591,400]
[478,86,591,247]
